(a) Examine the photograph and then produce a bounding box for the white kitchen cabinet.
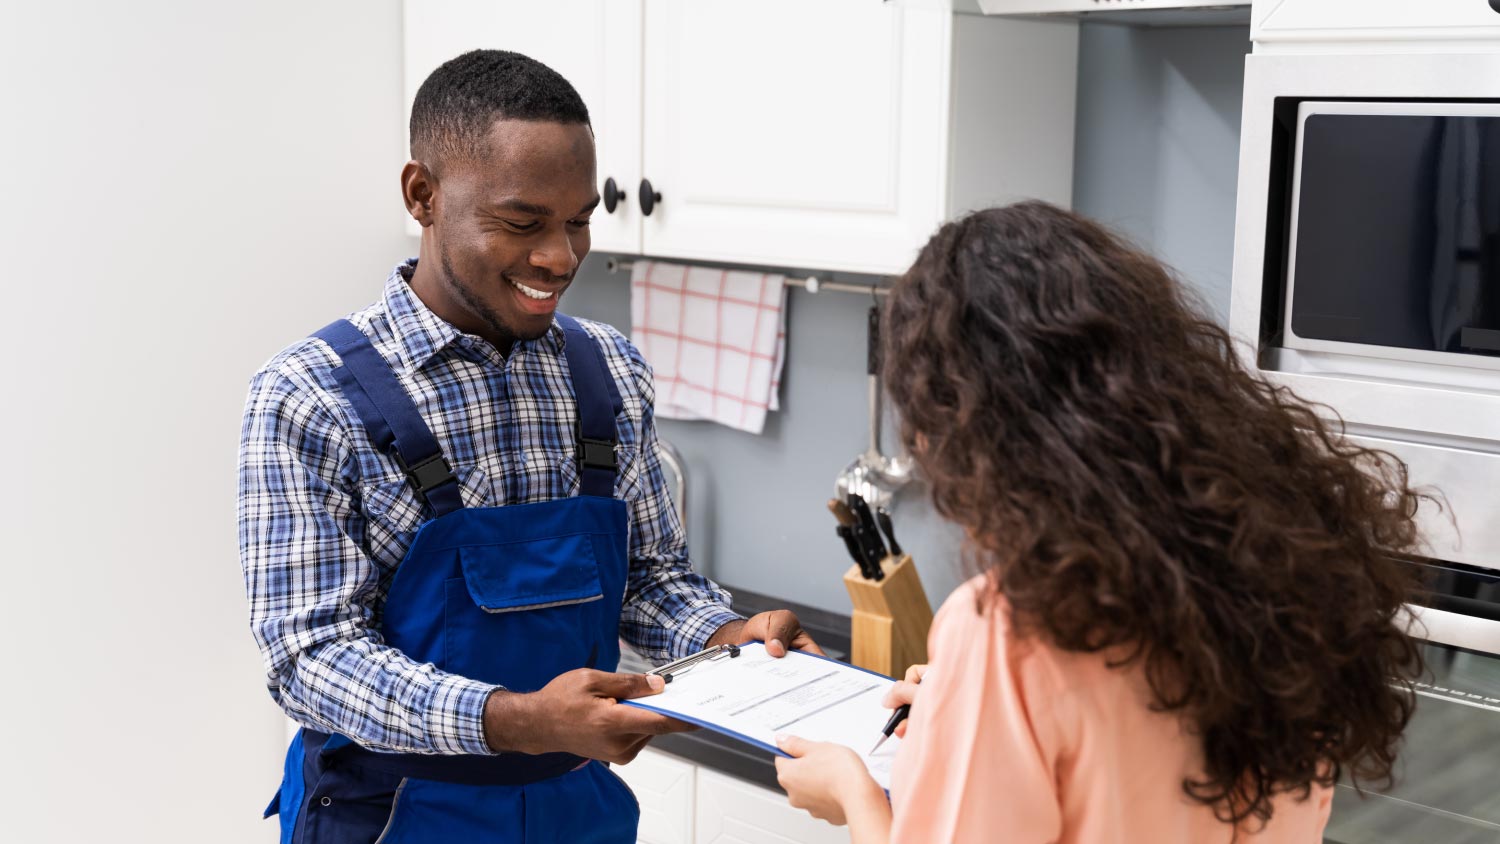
[1252,0,1500,52]
[404,1,1077,275]
[613,748,697,844]
[401,0,643,252]
[639,0,1076,274]
[613,748,851,844]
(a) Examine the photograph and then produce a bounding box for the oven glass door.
[1324,564,1500,843]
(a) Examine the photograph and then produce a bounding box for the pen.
[867,703,910,755]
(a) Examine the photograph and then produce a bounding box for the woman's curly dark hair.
[883,201,1426,827]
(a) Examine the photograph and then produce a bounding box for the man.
[239,50,821,843]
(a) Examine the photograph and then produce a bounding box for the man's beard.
[439,244,553,346]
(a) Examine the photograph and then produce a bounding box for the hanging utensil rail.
[604,257,889,298]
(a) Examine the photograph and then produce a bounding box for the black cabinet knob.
[603,177,627,214]
[639,178,662,216]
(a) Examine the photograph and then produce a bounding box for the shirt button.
[320,796,332,807]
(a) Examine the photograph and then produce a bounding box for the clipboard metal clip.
[648,643,741,684]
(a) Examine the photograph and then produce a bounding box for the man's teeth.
[510,279,555,300]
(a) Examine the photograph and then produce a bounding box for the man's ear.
[402,160,436,228]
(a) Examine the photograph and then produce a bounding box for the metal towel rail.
[604,257,889,298]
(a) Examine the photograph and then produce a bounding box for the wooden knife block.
[843,554,933,678]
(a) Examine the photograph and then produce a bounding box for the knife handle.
[850,523,887,581]
[828,498,858,527]
[846,492,876,529]
[846,491,888,563]
[836,524,875,579]
[876,507,902,557]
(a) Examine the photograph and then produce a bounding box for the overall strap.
[312,319,465,518]
[556,314,623,498]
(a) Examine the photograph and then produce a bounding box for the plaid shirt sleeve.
[605,329,743,663]
[237,361,497,756]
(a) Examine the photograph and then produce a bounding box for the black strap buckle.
[579,436,617,472]
[394,450,456,500]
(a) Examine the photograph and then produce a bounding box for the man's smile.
[509,277,557,300]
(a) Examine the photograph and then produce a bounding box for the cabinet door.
[640,0,950,275]
[1253,0,1500,47]
[695,768,851,844]
[612,748,696,844]
[401,0,643,252]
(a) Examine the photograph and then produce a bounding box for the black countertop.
[618,584,852,791]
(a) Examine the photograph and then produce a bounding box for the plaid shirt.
[238,260,739,756]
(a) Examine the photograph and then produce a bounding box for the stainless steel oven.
[1227,51,1500,844]
[1324,562,1500,843]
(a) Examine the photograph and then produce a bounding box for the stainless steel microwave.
[1284,101,1500,373]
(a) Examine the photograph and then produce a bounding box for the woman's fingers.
[881,679,921,708]
[882,663,929,707]
[775,733,808,757]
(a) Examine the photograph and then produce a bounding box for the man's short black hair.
[410,49,591,166]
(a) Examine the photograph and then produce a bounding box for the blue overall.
[264,314,639,843]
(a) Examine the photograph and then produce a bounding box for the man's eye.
[569,218,592,228]
[504,220,540,232]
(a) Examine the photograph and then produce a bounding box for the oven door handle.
[1403,603,1500,655]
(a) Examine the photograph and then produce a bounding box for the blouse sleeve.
[889,579,1073,844]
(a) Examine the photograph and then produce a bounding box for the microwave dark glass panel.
[1291,113,1500,358]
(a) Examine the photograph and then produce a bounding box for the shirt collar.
[383,259,567,373]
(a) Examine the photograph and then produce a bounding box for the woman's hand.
[774,735,888,827]
[771,668,923,839]
[883,663,927,739]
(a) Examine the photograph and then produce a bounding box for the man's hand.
[707,610,826,657]
[482,668,694,764]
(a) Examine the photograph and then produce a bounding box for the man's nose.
[529,227,578,278]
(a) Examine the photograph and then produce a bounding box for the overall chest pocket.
[457,533,604,614]
[443,523,619,692]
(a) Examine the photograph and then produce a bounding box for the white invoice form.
[622,642,902,790]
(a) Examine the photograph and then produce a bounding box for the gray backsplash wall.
[560,23,1252,617]
[1073,23,1251,323]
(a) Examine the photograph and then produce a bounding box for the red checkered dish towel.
[629,260,788,435]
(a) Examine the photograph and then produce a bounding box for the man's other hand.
[707,610,826,657]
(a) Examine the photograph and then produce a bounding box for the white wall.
[0,2,409,841]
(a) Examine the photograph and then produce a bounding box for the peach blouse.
[889,577,1332,843]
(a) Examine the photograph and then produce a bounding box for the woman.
[775,202,1427,842]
